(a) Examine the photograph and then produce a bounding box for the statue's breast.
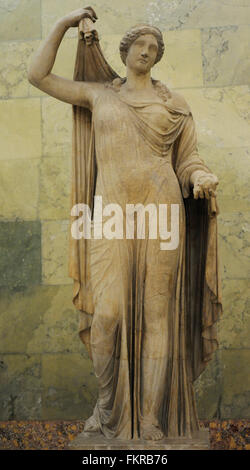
[93,91,172,139]
[133,104,171,134]
[93,91,129,131]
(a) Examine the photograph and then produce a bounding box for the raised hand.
[62,6,98,29]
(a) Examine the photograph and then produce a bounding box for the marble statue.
[28,7,222,443]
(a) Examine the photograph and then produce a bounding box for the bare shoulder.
[169,90,191,114]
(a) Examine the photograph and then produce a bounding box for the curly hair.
[119,24,165,66]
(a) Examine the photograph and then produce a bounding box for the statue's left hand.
[192,171,219,199]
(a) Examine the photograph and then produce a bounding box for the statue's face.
[126,33,158,74]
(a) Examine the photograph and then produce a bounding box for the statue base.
[67,429,210,450]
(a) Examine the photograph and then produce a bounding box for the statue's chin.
[126,62,152,75]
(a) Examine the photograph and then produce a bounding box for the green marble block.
[0,221,41,291]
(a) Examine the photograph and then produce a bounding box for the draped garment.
[69,38,222,439]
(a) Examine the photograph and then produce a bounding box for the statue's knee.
[91,294,120,341]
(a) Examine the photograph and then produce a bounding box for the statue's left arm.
[173,113,219,200]
[173,108,222,379]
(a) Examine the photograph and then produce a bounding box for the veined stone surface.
[41,220,72,284]
[39,158,71,220]
[202,25,250,87]
[42,97,72,158]
[0,98,42,161]
[0,0,41,41]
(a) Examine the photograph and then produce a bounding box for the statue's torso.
[92,89,185,206]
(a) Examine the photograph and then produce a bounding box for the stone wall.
[0,0,249,420]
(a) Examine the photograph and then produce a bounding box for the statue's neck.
[123,69,153,92]
[106,77,172,105]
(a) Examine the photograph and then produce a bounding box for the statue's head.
[119,24,165,73]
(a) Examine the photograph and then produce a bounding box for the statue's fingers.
[194,184,206,199]
[193,185,200,199]
[85,6,98,19]
[202,181,213,190]
[84,12,95,21]
[204,188,210,199]
[208,188,216,197]
[193,189,198,199]
[198,188,204,198]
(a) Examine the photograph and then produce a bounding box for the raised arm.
[27,7,103,110]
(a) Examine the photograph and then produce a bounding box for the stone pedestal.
[68,429,210,450]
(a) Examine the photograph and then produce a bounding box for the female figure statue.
[28,7,222,441]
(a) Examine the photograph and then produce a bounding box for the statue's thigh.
[90,236,122,330]
[144,239,180,332]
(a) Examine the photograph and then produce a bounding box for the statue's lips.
[138,58,148,64]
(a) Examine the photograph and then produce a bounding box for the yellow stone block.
[183,0,250,29]
[39,156,71,220]
[52,38,78,80]
[153,29,203,88]
[42,0,150,38]
[194,350,221,420]
[221,349,250,413]
[41,0,250,45]
[219,279,250,349]
[25,286,80,354]
[42,0,86,39]
[0,98,42,160]
[93,0,156,35]
[145,0,250,30]
[0,40,40,99]
[181,87,250,149]
[99,34,126,78]
[42,220,72,285]
[218,211,250,280]
[197,145,250,213]
[0,286,43,354]
[41,0,250,41]
[202,25,250,87]
[0,353,42,419]
[42,97,72,158]
[0,158,39,220]
[0,285,78,354]
[42,353,93,389]
[225,86,250,126]
[42,352,97,419]
[0,0,41,41]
